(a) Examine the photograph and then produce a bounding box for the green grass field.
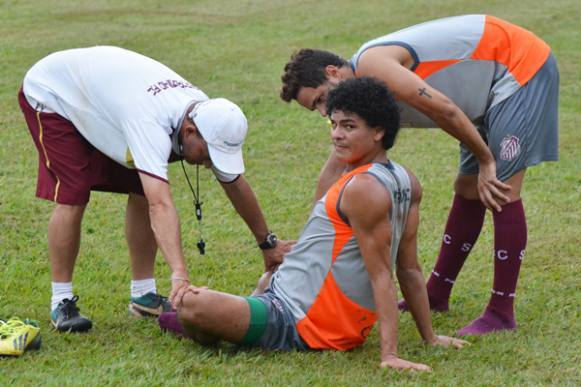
[1,0,579,385]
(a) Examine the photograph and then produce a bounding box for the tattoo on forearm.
[418,87,432,99]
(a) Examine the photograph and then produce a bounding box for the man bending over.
[171,77,467,371]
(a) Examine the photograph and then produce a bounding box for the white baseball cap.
[173,98,248,175]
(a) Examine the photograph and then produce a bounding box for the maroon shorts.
[18,88,144,205]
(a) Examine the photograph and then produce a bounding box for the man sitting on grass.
[163,77,467,371]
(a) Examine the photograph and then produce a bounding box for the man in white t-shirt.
[18,46,290,332]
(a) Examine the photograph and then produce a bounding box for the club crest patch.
[500,135,521,161]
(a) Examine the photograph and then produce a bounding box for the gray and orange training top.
[350,14,551,127]
[269,161,412,350]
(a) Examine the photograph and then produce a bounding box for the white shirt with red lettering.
[23,46,215,182]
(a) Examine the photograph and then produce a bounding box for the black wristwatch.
[258,232,278,250]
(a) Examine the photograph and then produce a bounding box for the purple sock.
[159,312,184,336]
[399,194,485,312]
[458,200,526,336]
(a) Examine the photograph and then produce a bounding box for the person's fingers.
[453,341,464,349]
[381,359,431,372]
[282,240,297,249]
[485,186,503,212]
[170,291,181,309]
[186,285,207,294]
[265,249,284,262]
[434,336,470,349]
[487,194,504,212]
[487,183,510,204]
[172,284,189,308]
[478,189,496,212]
[452,338,470,349]
[412,363,432,372]
[176,288,188,308]
[493,179,512,191]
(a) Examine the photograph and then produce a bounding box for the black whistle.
[197,239,206,255]
[195,202,203,220]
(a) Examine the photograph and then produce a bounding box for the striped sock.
[427,194,486,304]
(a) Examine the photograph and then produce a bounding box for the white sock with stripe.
[131,278,157,298]
[51,282,73,311]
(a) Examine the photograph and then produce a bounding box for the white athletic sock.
[51,282,74,311]
[131,278,157,298]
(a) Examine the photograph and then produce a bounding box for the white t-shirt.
[23,46,234,182]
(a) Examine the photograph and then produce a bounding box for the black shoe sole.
[51,320,93,333]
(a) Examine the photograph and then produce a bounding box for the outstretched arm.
[357,46,510,211]
[138,173,190,307]
[220,175,293,271]
[396,169,468,349]
[341,174,430,372]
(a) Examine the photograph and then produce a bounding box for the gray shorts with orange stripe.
[460,53,559,181]
[18,88,144,205]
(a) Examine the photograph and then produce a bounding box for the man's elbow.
[432,99,461,125]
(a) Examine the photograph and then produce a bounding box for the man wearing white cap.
[18,46,290,333]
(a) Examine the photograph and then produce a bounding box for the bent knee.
[454,175,479,200]
[177,290,210,326]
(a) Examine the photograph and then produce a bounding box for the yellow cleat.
[0,317,41,357]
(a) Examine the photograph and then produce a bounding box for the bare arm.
[341,174,430,372]
[220,175,293,271]
[395,170,436,341]
[396,169,468,349]
[357,46,510,211]
[138,173,190,307]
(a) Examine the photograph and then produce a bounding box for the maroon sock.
[159,312,184,336]
[426,194,486,306]
[487,199,527,321]
[458,200,526,336]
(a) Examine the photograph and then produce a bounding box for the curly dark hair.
[326,77,400,150]
[280,49,349,102]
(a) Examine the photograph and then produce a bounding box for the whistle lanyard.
[180,160,206,255]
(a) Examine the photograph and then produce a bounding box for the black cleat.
[50,296,93,333]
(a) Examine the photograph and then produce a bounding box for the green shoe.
[129,292,172,317]
[51,296,93,333]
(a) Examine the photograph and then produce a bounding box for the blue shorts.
[459,52,559,181]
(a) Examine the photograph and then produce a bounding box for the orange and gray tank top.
[269,161,412,350]
[350,15,551,127]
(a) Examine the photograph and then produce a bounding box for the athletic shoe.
[23,319,42,350]
[129,292,172,317]
[51,296,93,333]
[0,317,41,356]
